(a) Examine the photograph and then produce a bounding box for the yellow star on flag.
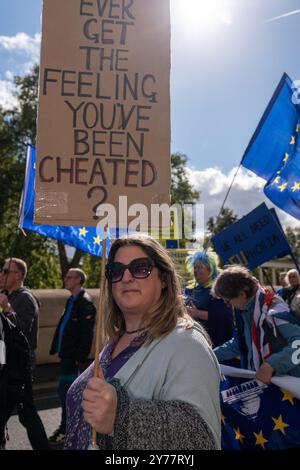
[93,236,101,245]
[272,176,281,185]
[290,135,296,145]
[79,227,88,236]
[276,170,281,175]
[296,124,300,133]
[278,183,287,192]
[272,415,289,435]
[234,427,245,443]
[283,153,289,163]
[292,182,300,192]
[254,430,268,450]
[281,388,295,405]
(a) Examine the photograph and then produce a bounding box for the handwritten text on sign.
[35,0,170,226]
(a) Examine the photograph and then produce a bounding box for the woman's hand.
[255,362,274,384]
[186,302,208,320]
[82,368,118,435]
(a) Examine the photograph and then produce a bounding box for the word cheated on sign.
[35,0,170,227]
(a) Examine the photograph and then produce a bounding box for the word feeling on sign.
[35,0,171,227]
[211,203,291,270]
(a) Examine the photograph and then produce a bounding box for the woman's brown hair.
[212,265,257,301]
[103,234,196,343]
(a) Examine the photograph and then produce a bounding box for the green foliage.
[171,152,200,205]
[0,66,61,288]
[285,226,300,259]
[20,245,61,289]
[82,254,102,288]
[170,153,200,247]
[206,207,238,235]
[204,207,238,252]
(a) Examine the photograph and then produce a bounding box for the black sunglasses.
[105,257,154,283]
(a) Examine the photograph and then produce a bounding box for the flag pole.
[89,226,107,450]
[205,163,242,252]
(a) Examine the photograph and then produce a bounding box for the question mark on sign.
[87,186,108,220]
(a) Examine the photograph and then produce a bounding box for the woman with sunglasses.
[64,235,221,450]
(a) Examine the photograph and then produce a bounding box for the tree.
[0,66,92,283]
[285,226,300,259]
[207,207,238,235]
[204,207,238,250]
[171,152,200,205]
[0,66,61,287]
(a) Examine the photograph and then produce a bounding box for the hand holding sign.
[82,367,117,435]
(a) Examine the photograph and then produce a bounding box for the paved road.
[6,407,61,450]
[5,364,79,450]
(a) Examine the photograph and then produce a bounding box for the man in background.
[276,271,289,299]
[49,268,96,446]
[285,269,300,320]
[0,257,49,450]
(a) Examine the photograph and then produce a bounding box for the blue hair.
[186,251,219,281]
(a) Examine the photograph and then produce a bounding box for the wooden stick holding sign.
[89,230,107,450]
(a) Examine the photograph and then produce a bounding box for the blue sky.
[1,0,300,228]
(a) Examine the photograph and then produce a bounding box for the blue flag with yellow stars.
[242,73,300,220]
[264,157,300,220]
[19,146,111,256]
[221,375,300,450]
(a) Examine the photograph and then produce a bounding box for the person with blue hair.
[185,252,234,347]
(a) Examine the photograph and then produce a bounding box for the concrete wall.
[34,289,99,365]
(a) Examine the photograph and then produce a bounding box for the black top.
[8,287,39,350]
[50,289,96,363]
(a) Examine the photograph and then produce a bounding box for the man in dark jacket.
[48,268,96,445]
[0,258,49,450]
[0,311,11,449]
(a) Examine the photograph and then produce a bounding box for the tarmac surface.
[5,363,61,451]
[6,408,61,450]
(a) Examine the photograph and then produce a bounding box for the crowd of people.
[1,237,300,451]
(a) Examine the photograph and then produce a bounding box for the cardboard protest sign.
[211,203,291,270]
[168,249,195,287]
[35,0,171,227]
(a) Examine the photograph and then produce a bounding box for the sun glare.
[173,0,232,34]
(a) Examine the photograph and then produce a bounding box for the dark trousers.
[16,377,50,450]
[57,358,79,433]
[1,376,50,450]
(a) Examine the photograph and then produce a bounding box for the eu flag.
[19,146,110,256]
[242,73,300,220]
[221,374,300,450]
[264,157,300,220]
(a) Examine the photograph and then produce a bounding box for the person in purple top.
[64,235,222,450]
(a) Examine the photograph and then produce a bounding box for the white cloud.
[5,70,14,81]
[0,80,18,110]
[0,33,41,61]
[187,165,300,230]
[0,33,41,109]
